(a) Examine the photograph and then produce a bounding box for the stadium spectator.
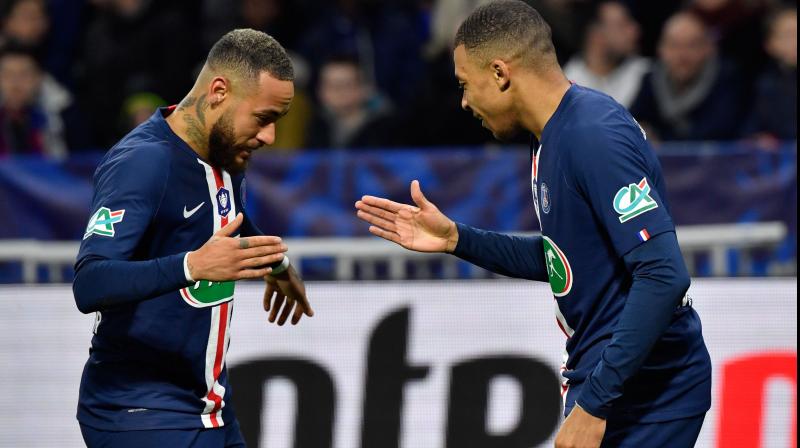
[201,0,308,52]
[0,0,48,59]
[305,56,393,148]
[395,0,494,146]
[564,1,650,108]
[75,0,201,148]
[629,12,744,141]
[297,0,426,108]
[0,44,68,158]
[689,0,769,87]
[742,6,796,143]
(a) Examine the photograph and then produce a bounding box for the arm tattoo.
[239,238,250,249]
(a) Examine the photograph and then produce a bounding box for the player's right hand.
[187,213,287,281]
[355,180,459,253]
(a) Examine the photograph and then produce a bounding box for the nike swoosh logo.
[183,202,205,219]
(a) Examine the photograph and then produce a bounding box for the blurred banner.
[0,279,795,448]
[1,143,796,240]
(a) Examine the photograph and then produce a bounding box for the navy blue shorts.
[80,420,246,448]
[601,414,706,447]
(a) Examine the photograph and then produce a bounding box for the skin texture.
[357,41,606,446]
[167,66,312,325]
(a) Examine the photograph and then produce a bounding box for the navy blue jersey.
[74,107,256,431]
[532,85,711,422]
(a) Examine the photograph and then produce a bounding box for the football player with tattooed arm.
[355,2,711,447]
[72,29,313,447]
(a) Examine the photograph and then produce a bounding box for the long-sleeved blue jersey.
[73,107,259,431]
[455,84,711,423]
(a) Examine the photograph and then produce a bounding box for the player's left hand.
[554,404,606,448]
[263,265,314,326]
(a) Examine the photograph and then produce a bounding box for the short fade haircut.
[206,29,294,84]
[454,0,557,70]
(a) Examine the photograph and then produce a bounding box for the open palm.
[355,180,458,253]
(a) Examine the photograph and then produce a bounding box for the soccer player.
[73,29,313,447]
[355,2,711,447]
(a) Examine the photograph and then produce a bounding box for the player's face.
[208,73,293,175]
[453,45,520,141]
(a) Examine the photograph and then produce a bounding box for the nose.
[256,123,276,146]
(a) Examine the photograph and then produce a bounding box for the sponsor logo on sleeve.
[83,207,125,239]
[542,236,573,297]
[613,177,658,223]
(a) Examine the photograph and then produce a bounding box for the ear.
[491,59,511,92]
[207,76,230,109]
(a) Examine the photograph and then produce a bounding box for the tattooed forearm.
[182,114,207,150]
[195,94,209,127]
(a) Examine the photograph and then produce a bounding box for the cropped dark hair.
[454,0,557,70]
[206,29,294,83]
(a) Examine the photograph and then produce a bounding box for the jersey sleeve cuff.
[452,222,475,258]
[183,251,195,283]
[575,377,613,419]
[574,400,608,420]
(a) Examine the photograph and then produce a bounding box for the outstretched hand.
[355,180,459,253]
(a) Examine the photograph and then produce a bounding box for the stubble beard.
[208,110,250,176]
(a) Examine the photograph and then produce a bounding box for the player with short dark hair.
[356,1,711,446]
[73,28,313,447]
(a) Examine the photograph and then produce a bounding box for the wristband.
[270,256,291,275]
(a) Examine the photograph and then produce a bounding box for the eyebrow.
[254,107,290,120]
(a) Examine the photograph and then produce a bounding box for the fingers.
[268,293,285,323]
[357,195,406,213]
[240,243,287,259]
[291,305,305,325]
[277,299,294,325]
[236,267,272,280]
[263,283,275,311]
[356,209,397,233]
[240,235,283,248]
[368,225,402,245]
[410,180,431,210]
[356,202,400,222]
[242,253,285,268]
[216,213,243,237]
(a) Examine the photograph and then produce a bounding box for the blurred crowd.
[0,0,795,159]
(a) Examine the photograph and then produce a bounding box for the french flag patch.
[638,229,651,242]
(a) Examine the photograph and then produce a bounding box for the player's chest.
[157,158,240,236]
[531,144,560,231]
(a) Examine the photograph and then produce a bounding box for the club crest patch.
[83,207,125,240]
[216,188,231,216]
[613,177,658,223]
[541,182,551,214]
